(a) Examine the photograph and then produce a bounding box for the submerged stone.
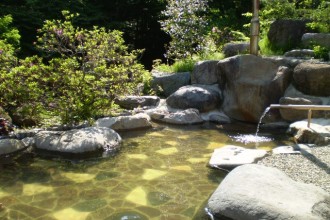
[22,184,53,196]
[127,154,148,160]
[156,147,178,155]
[53,208,90,220]
[62,172,96,183]
[125,187,147,206]
[147,191,171,206]
[142,169,167,180]
[73,198,107,212]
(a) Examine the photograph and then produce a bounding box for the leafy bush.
[313,45,329,61]
[160,0,208,60]
[0,12,149,125]
[0,56,50,125]
[307,1,330,32]
[0,15,20,49]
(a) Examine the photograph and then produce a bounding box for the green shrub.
[1,11,149,126]
[0,56,50,124]
[160,0,208,60]
[313,45,329,61]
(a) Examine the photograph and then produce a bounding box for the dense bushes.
[0,12,149,125]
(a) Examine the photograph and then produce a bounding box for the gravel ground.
[258,145,330,193]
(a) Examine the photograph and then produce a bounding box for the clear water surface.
[0,123,293,219]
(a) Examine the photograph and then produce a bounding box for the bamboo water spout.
[269,104,330,128]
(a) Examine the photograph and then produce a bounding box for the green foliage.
[153,51,224,73]
[160,0,208,60]
[0,11,149,125]
[313,45,329,61]
[0,56,50,124]
[258,36,284,55]
[307,1,330,32]
[0,15,20,49]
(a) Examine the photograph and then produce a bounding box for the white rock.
[272,146,301,154]
[209,145,267,168]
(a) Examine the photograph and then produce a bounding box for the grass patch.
[153,52,224,73]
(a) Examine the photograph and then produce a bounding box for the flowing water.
[0,123,293,219]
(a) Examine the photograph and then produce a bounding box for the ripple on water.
[230,134,273,145]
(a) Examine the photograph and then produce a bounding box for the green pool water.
[0,123,293,219]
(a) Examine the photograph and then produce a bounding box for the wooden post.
[250,0,260,55]
[307,109,312,128]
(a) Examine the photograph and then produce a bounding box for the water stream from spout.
[255,107,270,136]
[229,107,273,147]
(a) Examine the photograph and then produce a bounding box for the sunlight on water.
[230,134,274,145]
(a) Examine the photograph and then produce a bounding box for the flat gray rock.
[150,108,203,125]
[114,96,160,110]
[208,164,330,220]
[95,113,152,131]
[35,127,121,154]
[0,139,26,156]
[209,145,267,168]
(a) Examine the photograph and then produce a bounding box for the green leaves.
[0,12,149,126]
[160,0,208,60]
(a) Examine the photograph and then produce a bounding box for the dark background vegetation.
[0,0,251,69]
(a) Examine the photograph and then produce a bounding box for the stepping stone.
[209,145,267,169]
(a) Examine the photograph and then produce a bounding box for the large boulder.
[302,33,330,49]
[191,60,219,85]
[267,19,309,50]
[208,164,330,220]
[151,71,190,97]
[293,62,330,96]
[166,84,222,112]
[278,84,330,121]
[222,42,249,58]
[95,113,152,131]
[35,127,121,154]
[0,139,26,156]
[219,55,292,123]
[279,96,324,121]
[114,96,160,110]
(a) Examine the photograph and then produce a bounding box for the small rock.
[272,146,300,154]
